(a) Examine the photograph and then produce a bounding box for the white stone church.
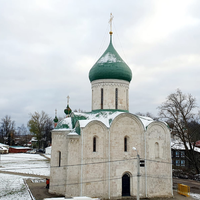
[49,22,173,199]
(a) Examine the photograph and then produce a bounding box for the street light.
[133,147,140,200]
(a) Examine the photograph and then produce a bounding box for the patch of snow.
[0,143,9,147]
[44,198,66,200]
[0,174,32,200]
[56,111,157,131]
[79,119,96,128]
[68,132,79,135]
[45,146,51,155]
[44,197,100,200]
[30,137,37,142]
[171,140,200,153]
[56,117,72,129]
[190,193,200,200]
[74,197,93,200]
[9,146,31,149]
[74,111,155,129]
[97,52,122,63]
[0,153,50,199]
[45,154,51,159]
[0,146,8,150]
[53,128,74,131]
[137,115,154,128]
[76,111,124,128]
[0,153,50,176]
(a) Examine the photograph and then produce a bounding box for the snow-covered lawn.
[45,154,51,159]
[0,153,50,176]
[0,173,32,200]
[0,153,50,199]
[1,153,200,200]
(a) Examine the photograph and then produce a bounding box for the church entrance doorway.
[122,173,130,196]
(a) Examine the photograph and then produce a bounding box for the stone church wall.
[109,113,146,198]
[91,79,129,111]
[50,130,81,196]
[50,114,172,199]
[49,131,69,195]
[65,134,81,197]
[80,121,109,198]
[145,123,172,197]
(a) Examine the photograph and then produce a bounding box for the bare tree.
[135,112,158,120]
[158,89,200,173]
[17,124,28,135]
[16,124,31,146]
[44,117,54,147]
[27,111,53,149]
[0,115,15,145]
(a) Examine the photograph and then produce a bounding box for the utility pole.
[137,153,140,200]
[133,147,140,200]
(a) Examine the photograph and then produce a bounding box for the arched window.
[101,88,103,109]
[155,142,159,158]
[93,137,96,152]
[58,151,61,167]
[124,137,128,152]
[115,88,118,109]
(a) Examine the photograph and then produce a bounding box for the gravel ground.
[26,178,200,200]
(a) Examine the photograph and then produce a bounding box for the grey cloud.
[0,0,200,126]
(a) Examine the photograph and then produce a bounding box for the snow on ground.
[0,153,50,199]
[45,154,51,159]
[0,153,50,176]
[0,173,32,200]
[190,193,200,200]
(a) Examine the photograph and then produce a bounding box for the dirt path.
[0,170,49,178]
[25,179,64,200]
[39,153,51,161]
[25,178,200,200]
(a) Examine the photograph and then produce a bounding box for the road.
[173,178,200,195]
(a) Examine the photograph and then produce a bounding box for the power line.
[0,156,173,171]
[113,22,128,63]
[94,24,109,63]
[43,174,173,188]
[0,155,173,172]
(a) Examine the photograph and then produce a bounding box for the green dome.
[64,105,72,115]
[89,35,132,82]
[53,116,58,123]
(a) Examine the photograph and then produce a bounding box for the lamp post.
[133,147,140,200]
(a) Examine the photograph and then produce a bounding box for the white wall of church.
[109,113,146,197]
[145,123,173,197]
[80,122,109,198]
[65,134,81,197]
[91,79,129,111]
[50,130,81,197]
[49,131,69,195]
[50,114,172,199]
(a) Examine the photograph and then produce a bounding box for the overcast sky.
[0,0,200,128]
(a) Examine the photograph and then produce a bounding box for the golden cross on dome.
[108,13,114,34]
[67,95,70,105]
[55,109,57,116]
